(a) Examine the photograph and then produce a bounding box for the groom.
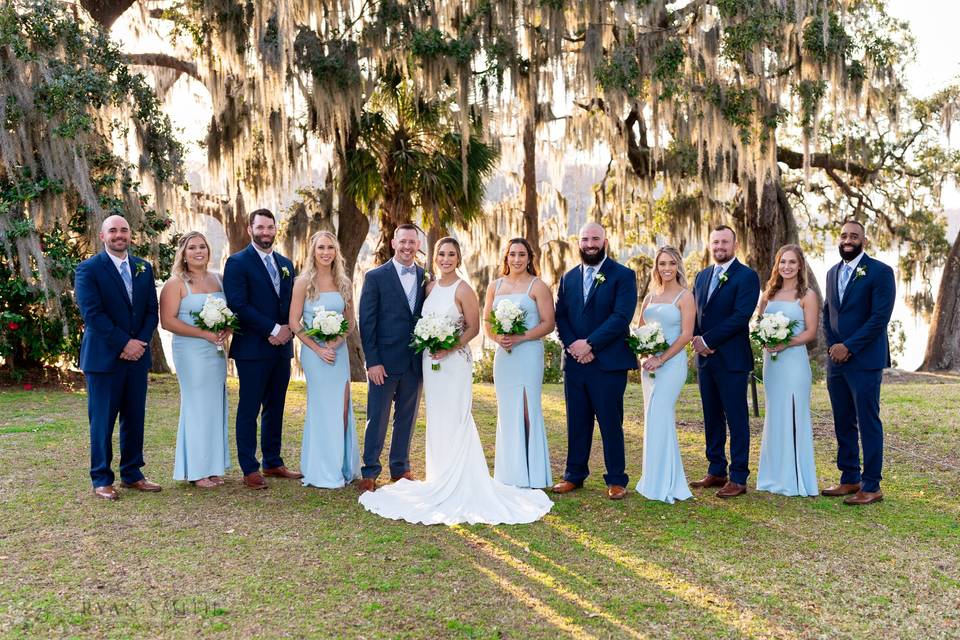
[553,222,637,500]
[822,220,895,505]
[691,225,760,498]
[358,224,426,493]
[223,208,302,489]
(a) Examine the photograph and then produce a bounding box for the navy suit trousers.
[361,370,422,479]
[827,367,883,492]
[234,357,291,475]
[698,366,750,484]
[86,362,148,487]
[562,366,628,487]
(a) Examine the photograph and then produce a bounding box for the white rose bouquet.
[411,312,462,371]
[750,311,798,360]
[626,322,671,378]
[191,295,240,351]
[305,307,349,343]
[488,299,528,353]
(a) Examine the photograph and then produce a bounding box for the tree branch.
[125,53,201,83]
[776,146,876,180]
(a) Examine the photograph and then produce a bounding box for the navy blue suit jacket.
[223,245,295,360]
[823,254,895,371]
[358,261,426,376]
[693,259,760,372]
[75,251,159,373]
[555,258,638,372]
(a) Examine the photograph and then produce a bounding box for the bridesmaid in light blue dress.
[159,232,231,488]
[290,231,360,489]
[483,238,556,488]
[635,246,695,503]
[756,244,820,497]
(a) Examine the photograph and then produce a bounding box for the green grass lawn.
[1,375,959,639]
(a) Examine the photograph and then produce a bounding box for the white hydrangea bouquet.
[191,295,240,351]
[411,312,462,371]
[305,307,349,343]
[488,298,528,353]
[750,311,798,360]
[626,322,671,378]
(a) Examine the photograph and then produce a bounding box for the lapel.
[415,265,426,313]
[583,259,610,309]
[827,263,841,309]
[839,255,868,309]
[248,244,280,298]
[100,251,132,308]
[705,259,739,308]
[695,268,710,309]
[385,260,414,318]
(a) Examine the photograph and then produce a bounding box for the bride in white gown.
[359,237,553,525]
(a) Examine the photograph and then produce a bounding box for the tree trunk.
[920,228,960,371]
[149,329,170,374]
[80,0,137,28]
[337,135,371,382]
[374,215,397,266]
[522,116,540,268]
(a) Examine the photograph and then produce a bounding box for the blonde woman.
[289,231,360,488]
[159,232,231,488]
[635,246,695,503]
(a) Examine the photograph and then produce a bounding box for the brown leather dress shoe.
[716,481,747,498]
[844,490,883,505]
[821,483,861,497]
[551,480,581,494]
[243,472,268,490]
[120,479,162,492]
[263,466,304,479]
[607,485,627,500]
[390,471,415,482]
[93,485,119,500]
[358,478,376,493]
[689,474,728,489]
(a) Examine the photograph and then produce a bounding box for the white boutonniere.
[594,272,606,286]
[717,272,729,287]
[134,261,147,277]
[281,266,291,279]
[422,271,432,286]
[853,266,866,281]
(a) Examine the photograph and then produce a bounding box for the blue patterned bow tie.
[401,265,417,276]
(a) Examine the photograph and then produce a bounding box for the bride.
[358,237,553,525]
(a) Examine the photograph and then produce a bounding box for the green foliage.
[653,39,684,100]
[888,320,906,368]
[595,45,643,99]
[803,13,849,64]
[719,1,787,64]
[410,27,478,66]
[292,29,362,90]
[707,83,757,144]
[792,79,826,135]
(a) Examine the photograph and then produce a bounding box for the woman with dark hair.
[756,244,820,497]
[482,238,555,488]
[159,231,231,487]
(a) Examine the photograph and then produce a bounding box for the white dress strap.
[494,278,504,295]
[183,277,193,296]
[671,290,684,306]
[525,277,538,296]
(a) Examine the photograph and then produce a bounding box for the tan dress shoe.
[689,474,728,489]
[120,479,162,492]
[844,490,883,505]
[821,483,861,497]
[607,485,627,500]
[358,478,376,493]
[93,485,119,501]
[243,472,268,489]
[263,466,304,479]
[716,481,747,498]
[390,471,415,482]
[551,480,581,494]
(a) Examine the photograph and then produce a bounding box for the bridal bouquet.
[411,312,462,371]
[191,295,240,351]
[488,299,528,353]
[305,307,349,343]
[751,311,798,360]
[626,322,671,378]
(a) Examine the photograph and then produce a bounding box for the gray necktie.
[120,260,133,302]
[401,265,417,312]
[707,265,722,299]
[838,263,852,302]
[583,266,595,300]
[264,254,280,295]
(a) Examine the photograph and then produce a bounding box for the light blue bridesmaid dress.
[635,292,692,503]
[172,283,231,481]
[756,300,819,497]
[492,278,552,489]
[300,291,361,488]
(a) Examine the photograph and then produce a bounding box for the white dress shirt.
[393,257,417,300]
[251,244,281,336]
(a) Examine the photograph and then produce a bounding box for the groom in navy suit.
[223,209,302,489]
[75,215,161,500]
[553,222,638,500]
[822,220,895,505]
[691,225,760,498]
[357,224,426,493]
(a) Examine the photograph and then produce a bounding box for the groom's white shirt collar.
[251,243,275,260]
[712,257,735,274]
[392,257,417,295]
[581,256,607,275]
[842,251,865,271]
[105,251,130,273]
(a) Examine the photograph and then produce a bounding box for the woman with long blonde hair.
[755,244,820,496]
[159,231,232,487]
[634,246,696,503]
[289,231,360,488]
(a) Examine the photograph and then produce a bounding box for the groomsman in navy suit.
[822,220,895,505]
[357,224,426,493]
[223,209,302,489]
[553,222,638,500]
[691,225,760,498]
[75,215,161,500]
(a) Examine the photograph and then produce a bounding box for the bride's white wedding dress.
[358,279,553,525]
